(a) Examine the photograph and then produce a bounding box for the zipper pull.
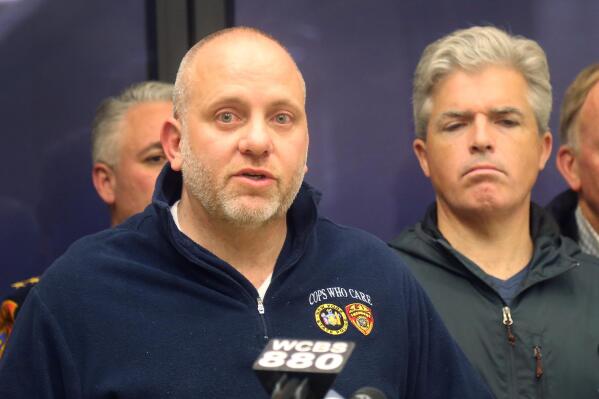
[533,345,543,379]
[502,306,516,346]
[257,297,265,315]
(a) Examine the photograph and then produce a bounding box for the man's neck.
[177,191,287,289]
[436,201,533,280]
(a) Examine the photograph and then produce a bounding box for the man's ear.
[556,145,582,191]
[162,117,183,171]
[537,131,553,170]
[92,162,117,205]
[412,138,431,177]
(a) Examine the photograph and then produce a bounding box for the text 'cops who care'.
[308,287,372,306]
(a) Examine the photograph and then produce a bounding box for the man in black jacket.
[390,26,599,399]
[548,64,599,256]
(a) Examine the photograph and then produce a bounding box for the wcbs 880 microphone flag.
[253,338,355,399]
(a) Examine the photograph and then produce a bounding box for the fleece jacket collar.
[150,164,320,285]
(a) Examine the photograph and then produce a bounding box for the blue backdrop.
[1,0,598,290]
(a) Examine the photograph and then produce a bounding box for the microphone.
[253,338,355,399]
[325,387,387,399]
[349,387,387,399]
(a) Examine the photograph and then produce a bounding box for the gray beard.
[179,133,305,227]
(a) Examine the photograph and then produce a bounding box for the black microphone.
[253,338,355,399]
[349,387,387,399]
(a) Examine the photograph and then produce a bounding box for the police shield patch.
[315,303,348,335]
[345,303,374,336]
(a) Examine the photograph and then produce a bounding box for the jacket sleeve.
[0,287,82,399]
[402,271,494,399]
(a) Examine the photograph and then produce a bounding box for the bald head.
[173,27,306,120]
[161,26,310,229]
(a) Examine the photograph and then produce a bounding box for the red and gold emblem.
[345,303,374,336]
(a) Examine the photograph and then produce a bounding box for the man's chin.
[221,199,282,226]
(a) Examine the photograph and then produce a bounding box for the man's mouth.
[242,172,266,180]
[235,169,275,182]
[461,162,505,177]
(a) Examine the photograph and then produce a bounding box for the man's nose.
[469,114,495,154]
[238,118,273,157]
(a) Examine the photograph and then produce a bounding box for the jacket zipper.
[502,306,516,346]
[533,345,543,379]
[502,306,516,399]
[534,345,544,397]
[256,296,269,341]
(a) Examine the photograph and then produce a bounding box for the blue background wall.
[1,0,598,290]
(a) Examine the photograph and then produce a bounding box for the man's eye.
[217,112,236,123]
[145,154,166,164]
[443,122,464,132]
[274,113,291,124]
[497,119,519,128]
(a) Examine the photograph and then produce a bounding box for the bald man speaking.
[0,27,491,399]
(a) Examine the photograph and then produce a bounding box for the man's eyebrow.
[433,110,473,129]
[206,97,246,110]
[488,107,524,117]
[137,142,164,157]
[268,99,303,113]
[438,110,474,120]
[434,107,525,126]
[205,97,304,115]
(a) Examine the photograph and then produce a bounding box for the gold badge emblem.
[345,303,374,336]
[315,303,348,335]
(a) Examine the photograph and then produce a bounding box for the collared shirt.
[575,205,599,257]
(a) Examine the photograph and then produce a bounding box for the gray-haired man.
[548,64,599,256]
[390,26,599,399]
[91,81,173,226]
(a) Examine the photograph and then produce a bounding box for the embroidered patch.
[345,303,374,336]
[315,303,348,335]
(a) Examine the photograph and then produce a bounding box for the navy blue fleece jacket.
[0,167,491,398]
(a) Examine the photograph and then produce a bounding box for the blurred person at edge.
[91,81,174,226]
[390,26,599,399]
[0,27,492,398]
[547,64,599,257]
[0,81,173,359]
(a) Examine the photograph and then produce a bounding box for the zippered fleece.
[390,203,599,399]
[0,166,492,399]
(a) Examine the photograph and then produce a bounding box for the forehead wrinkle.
[195,84,304,115]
